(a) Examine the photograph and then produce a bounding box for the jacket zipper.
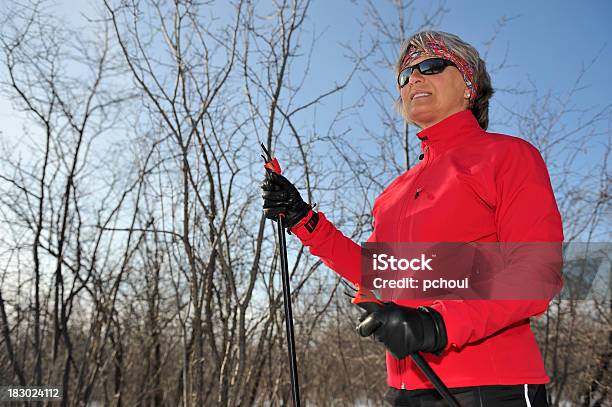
[398,144,431,390]
[396,144,432,242]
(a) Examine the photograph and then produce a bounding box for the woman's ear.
[463,90,472,109]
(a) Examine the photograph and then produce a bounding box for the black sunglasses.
[397,58,456,88]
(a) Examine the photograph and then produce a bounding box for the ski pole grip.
[352,285,384,313]
[261,143,283,175]
[264,158,282,175]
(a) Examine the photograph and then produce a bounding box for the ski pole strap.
[291,209,319,234]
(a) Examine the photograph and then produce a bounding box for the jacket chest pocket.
[401,174,496,241]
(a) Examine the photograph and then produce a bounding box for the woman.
[262,31,562,406]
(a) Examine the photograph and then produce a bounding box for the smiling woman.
[262,30,562,407]
[400,55,469,129]
[395,31,494,131]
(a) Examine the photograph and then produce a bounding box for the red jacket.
[291,110,563,390]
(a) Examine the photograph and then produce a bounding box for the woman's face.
[400,55,471,129]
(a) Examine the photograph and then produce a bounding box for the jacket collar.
[416,110,484,154]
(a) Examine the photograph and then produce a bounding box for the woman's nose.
[408,69,424,85]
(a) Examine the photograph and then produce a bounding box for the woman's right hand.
[261,172,311,229]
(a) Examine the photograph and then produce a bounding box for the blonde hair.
[395,31,494,130]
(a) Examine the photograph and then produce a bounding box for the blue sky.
[436,0,611,123]
[1,1,609,214]
[302,0,611,128]
[4,0,609,142]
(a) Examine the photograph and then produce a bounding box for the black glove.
[261,171,311,229]
[357,302,447,359]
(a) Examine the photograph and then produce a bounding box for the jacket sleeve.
[429,139,564,351]
[290,210,375,285]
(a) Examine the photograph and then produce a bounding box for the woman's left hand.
[357,303,448,359]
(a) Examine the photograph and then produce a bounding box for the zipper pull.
[415,187,423,199]
[418,145,429,161]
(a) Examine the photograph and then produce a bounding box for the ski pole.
[261,143,301,407]
[347,283,461,407]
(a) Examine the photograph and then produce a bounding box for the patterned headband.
[400,34,478,104]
